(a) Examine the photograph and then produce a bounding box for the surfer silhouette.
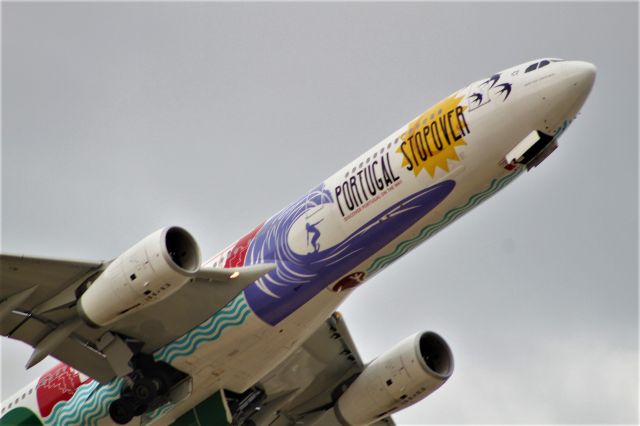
[305,219,324,253]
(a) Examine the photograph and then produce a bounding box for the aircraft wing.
[243,312,395,426]
[0,254,270,383]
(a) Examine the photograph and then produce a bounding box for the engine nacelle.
[77,226,201,327]
[334,332,453,425]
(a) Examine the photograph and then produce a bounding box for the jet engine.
[334,332,453,426]
[77,226,201,327]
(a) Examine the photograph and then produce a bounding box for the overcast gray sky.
[2,2,638,424]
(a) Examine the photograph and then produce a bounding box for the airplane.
[0,58,595,425]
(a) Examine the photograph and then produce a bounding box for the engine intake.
[419,332,453,379]
[164,227,200,272]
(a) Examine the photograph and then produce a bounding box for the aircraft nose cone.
[565,60,596,104]
[552,60,596,123]
[567,60,597,92]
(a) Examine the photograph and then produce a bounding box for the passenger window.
[539,60,550,68]
[525,63,538,73]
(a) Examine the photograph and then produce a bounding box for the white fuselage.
[1,59,596,425]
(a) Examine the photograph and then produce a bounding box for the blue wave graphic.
[244,181,456,325]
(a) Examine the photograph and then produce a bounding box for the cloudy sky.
[2,2,638,424]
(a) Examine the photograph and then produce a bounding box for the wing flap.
[49,334,122,382]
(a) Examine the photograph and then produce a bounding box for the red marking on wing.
[225,223,265,268]
[36,363,88,417]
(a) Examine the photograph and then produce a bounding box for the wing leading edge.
[0,253,274,382]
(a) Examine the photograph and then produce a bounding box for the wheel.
[120,384,133,398]
[133,378,158,404]
[146,367,172,395]
[109,397,135,424]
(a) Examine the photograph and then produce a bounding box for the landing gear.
[108,354,188,424]
[109,397,137,425]
[226,386,266,426]
[132,377,160,404]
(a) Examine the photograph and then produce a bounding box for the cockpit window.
[525,59,555,73]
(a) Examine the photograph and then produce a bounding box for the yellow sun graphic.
[396,94,469,178]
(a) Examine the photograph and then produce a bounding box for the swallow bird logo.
[481,73,501,88]
[469,92,483,105]
[495,82,512,100]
